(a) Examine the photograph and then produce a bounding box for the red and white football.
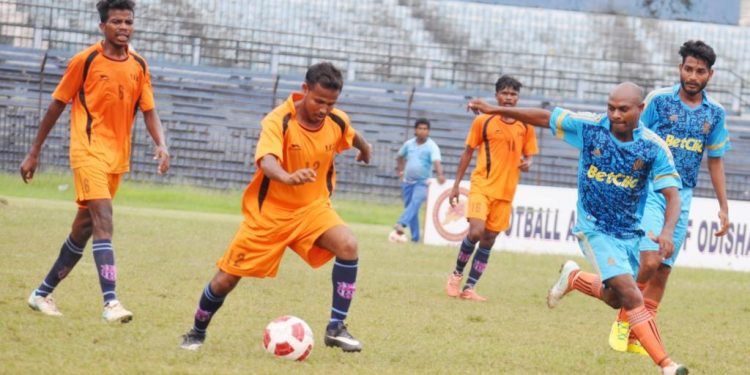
[263,315,314,361]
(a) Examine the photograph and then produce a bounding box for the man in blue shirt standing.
[468,82,688,375]
[608,40,731,355]
[389,118,446,243]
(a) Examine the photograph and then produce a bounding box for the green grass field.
[1,173,749,374]
[0,172,402,225]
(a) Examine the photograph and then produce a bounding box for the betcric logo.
[586,165,638,189]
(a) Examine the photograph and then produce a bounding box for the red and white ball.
[263,315,314,361]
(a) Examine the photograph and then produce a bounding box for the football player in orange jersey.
[180,62,372,353]
[21,0,169,323]
[444,75,538,301]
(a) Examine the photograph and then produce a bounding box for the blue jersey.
[641,84,731,189]
[550,108,681,238]
[398,137,441,183]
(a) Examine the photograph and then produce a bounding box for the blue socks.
[454,237,477,275]
[35,235,84,297]
[192,283,226,335]
[328,258,358,329]
[37,237,121,306]
[92,239,117,304]
[465,247,492,290]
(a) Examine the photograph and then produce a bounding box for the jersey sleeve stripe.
[654,173,680,181]
[555,110,570,139]
[706,138,729,150]
[643,87,672,108]
[642,129,673,153]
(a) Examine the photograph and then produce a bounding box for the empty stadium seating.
[1,44,748,202]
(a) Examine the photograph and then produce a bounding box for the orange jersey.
[241,93,356,217]
[467,114,538,200]
[52,42,155,173]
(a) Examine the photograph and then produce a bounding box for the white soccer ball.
[263,315,314,361]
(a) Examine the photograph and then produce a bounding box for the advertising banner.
[424,180,750,272]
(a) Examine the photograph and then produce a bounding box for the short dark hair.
[305,62,344,92]
[495,75,522,93]
[679,40,716,69]
[414,118,430,129]
[97,0,135,23]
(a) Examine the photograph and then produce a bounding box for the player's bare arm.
[259,154,316,185]
[352,131,372,164]
[143,109,170,175]
[395,155,405,178]
[20,99,67,183]
[467,99,552,128]
[707,156,730,236]
[449,145,474,207]
[519,155,534,172]
[434,160,446,185]
[654,186,680,259]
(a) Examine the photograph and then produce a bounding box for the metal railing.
[2,46,749,202]
[2,1,749,114]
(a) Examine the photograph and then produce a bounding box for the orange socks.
[626,305,672,368]
[644,298,659,316]
[569,271,602,299]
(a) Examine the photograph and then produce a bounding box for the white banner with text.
[423,180,750,272]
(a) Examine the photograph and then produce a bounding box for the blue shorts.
[638,188,692,267]
[575,230,640,282]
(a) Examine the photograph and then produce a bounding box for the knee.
[467,229,482,243]
[336,236,359,260]
[211,272,240,295]
[640,255,663,274]
[479,233,498,248]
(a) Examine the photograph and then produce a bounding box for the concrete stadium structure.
[1,1,748,201]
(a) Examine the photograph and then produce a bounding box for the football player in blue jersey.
[467,82,688,375]
[607,40,731,356]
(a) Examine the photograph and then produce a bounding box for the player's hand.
[19,153,39,183]
[355,142,372,164]
[437,175,447,185]
[519,158,532,172]
[285,168,317,185]
[449,185,460,207]
[154,145,170,175]
[715,208,729,236]
[467,99,492,114]
[649,231,675,260]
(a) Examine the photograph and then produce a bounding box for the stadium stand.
[1,44,748,202]
[1,1,749,201]
[1,0,748,114]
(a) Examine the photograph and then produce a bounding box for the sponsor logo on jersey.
[586,164,639,189]
[664,134,703,152]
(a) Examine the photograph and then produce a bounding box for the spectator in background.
[389,118,446,243]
